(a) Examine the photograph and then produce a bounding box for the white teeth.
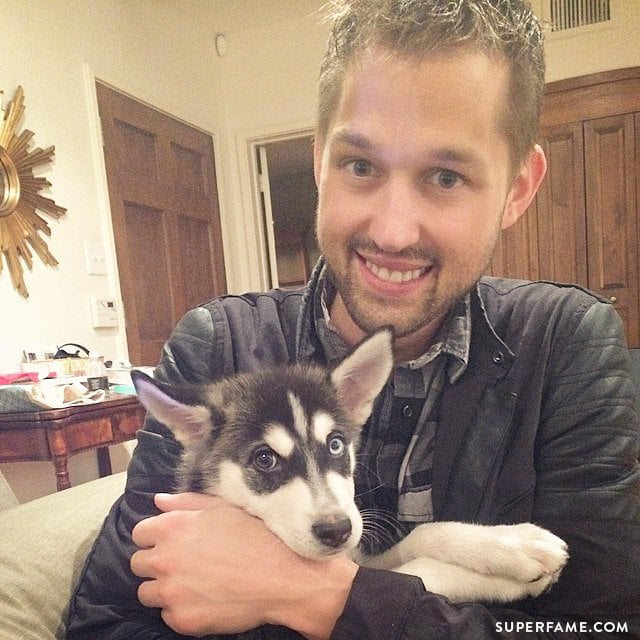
[365,260,426,283]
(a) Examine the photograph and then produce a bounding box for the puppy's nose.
[312,516,352,548]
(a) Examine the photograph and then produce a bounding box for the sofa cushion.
[0,472,126,639]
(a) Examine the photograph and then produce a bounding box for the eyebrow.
[330,128,375,151]
[329,127,488,170]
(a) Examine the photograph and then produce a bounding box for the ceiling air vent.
[548,0,611,32]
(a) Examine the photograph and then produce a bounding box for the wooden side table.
[0,393,146,491]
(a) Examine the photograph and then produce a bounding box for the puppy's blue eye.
[253,447,278,471]
[327,434,346,456]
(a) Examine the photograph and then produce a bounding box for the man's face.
[315,49,534,345]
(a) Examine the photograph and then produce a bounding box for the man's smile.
[363,258,428,284]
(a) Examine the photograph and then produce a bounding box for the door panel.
[123,202,174,363]
[535,123,588,285]
[584,114,639,346]
[176,214,218,310]
[97,82,226,364]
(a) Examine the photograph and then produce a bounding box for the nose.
[312,515,353,548]
[367,177,422,252]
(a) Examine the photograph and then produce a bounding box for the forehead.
[263,405,339,459]
[237,368,352,439]
[324,48,511,167]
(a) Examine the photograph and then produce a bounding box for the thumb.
[154,491,224,512]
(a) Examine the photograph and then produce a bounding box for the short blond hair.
[317,0,545,168]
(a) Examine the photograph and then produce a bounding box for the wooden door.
[96,83,227,365]
[487,206,539,280]
[584,113,639,347]
[535,122,588,285]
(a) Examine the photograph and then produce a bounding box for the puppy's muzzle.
[312,514,353,548]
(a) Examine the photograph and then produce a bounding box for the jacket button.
[402,404,413,418]
[492,350,505,365]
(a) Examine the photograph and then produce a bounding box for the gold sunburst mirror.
[0,86,66,298]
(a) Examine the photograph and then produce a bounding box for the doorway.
[254,134,319,288]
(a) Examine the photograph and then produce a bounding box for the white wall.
[0,0,328,501]
[1,0,638,502]
[531,0,640,82]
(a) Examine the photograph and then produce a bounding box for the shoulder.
[160,288,306,383]
[478,277,610,329]
[202,288,305,321]
[173,288,305,341]
[479,276,607,308]
[476,277,624,357]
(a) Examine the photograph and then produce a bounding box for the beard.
[321,233,496,339]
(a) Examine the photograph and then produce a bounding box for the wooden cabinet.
[536,122,587,285]
[489,68,640,348]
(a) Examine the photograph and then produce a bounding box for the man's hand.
[130,492,359,639]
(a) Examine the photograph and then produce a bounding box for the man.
[66,1,640,638]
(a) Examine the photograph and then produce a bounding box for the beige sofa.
[0,472,126,639]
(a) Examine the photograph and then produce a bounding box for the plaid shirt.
[314,267,471,553]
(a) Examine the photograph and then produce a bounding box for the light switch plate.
[85,241,107,275]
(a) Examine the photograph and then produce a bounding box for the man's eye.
[430,169,463,189]
[346,159,374,177]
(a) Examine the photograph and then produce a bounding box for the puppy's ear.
[130,370,213,447]
[331,329,394,425]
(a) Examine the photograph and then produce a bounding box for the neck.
[330,295,443,364]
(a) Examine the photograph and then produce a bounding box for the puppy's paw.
[488,523,568,585]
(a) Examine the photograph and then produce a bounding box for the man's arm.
[332,300,640,639]
[65,307,220,639]
[131,493,358,640]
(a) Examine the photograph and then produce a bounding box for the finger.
[137,577,164,608]
[130,548,156,579]
[154,491,225,512]
[132,515,162,548]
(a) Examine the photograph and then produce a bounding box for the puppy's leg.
[388,556,556,603]
[359,521,567,591]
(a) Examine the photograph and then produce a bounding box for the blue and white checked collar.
[313,264,471,384]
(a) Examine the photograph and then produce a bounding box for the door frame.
[82,63,128,360]
[237,123,315,291]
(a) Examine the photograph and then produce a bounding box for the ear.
[130,370,213,447]
[331,329,394,425]
[501,144,547,230]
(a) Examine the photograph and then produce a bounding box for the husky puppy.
[131,330,568,604]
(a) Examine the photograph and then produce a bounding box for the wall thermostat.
[90,297,119,328]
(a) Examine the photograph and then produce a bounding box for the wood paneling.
[489,68,640,348]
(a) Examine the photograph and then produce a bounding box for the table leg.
[97,446,113,477]
[52,453,71,491]
[46,427,72,491]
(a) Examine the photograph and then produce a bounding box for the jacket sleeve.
[65,303,304,640]
[65,307,217,639]
[332,301,640,639]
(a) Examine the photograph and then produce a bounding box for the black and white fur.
[131,330,568,603]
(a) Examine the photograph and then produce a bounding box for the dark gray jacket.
[66,268,640,639]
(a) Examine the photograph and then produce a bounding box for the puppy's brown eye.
[253,447,278,471]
